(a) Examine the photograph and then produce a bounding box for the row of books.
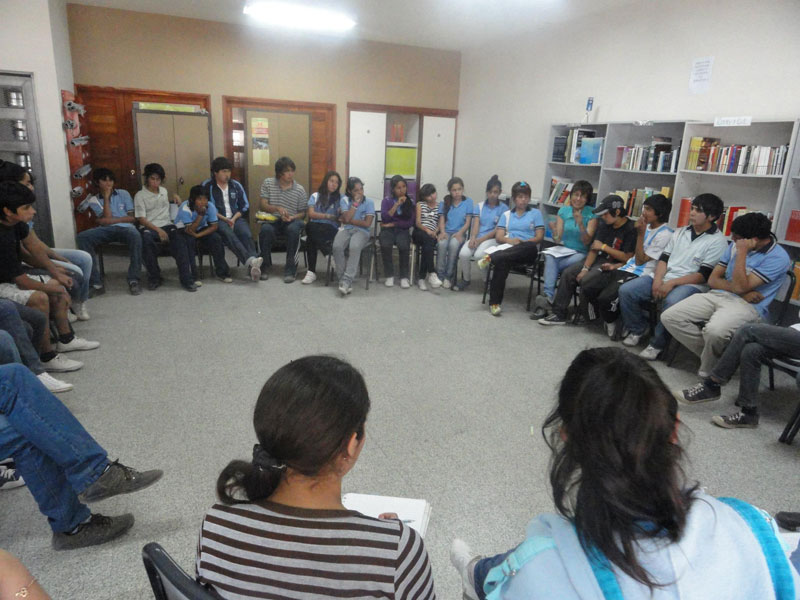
[675,197,756,235]
[614,138,680,173]
[551,128,603,164]
[685,136,789,175]
[546,176,599,205]
[615,186,673,218]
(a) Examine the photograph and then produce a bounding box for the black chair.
[481,255,539,311]
[142,543,222,600]
[325,215,379,290]
[761,354,800,445]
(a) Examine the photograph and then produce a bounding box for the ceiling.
[68,0,641,51]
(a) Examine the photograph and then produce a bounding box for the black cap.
[593,194,625,216]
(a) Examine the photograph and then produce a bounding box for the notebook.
[342,493,432,537]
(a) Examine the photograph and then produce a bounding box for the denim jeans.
[709,323,800,409]
[436,234,464,281]
[217,219,257,266]
[0,299,44,374]
[258,219,305,276]
[141,225,177,284]
[169,229,230,287]
[618,276,704,350]
[332,228,369,286]
[473,548,515,600]
[0,331,18,365]
[53,248,92,302]
[77,224,142,286]
[542,252,585,301]
[379,227,411,279]
[0,364,108,532]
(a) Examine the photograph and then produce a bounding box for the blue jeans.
[436,234,464,281]
[258,219,305,276]
[618,276,703,349]
[53,248,92,302]
[542,252,586,301]
[0,299,44,374]
[77,224,142,286]
[0,331,19,365]
[473,549,515,600]
[0,364,108,532]
[217,219,257,265]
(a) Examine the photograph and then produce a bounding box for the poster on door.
[251,117,270,166]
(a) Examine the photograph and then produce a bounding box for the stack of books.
[686,137,788,175]
[614,137,679,173]
[552,128,601,163]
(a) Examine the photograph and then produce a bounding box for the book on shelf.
[719,206,747,236]
[785,210,800,243]
[579,137,604,164]
[676,197,693,227]
[686,138,788,175]
[342,493,431,537]
[791,262,800,301]
[614,137,677,173]
[686,137,719,171]
[568,128,596,163]
[548,176,572,204]
[614,187,668,217]
[551,135,568,162]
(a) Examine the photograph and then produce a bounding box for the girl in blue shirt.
[478,181,544,316]
[455,174,505,291]
[302,171,343,285]
[332,177,375,296]
[533,180,596,319]
[435,177,473,289]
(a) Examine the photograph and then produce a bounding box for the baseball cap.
[593,194,625,216]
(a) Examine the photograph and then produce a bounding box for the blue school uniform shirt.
[174,200,218,231]
[475,201,507,238]
[438,197,474,234]
[499,207,545,241]
[717,239,790,318]
[86,190,136,229]
[342,196,375,234]
[557,205,594,252]
[307,192,344,227]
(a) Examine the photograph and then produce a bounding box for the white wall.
[454,0,800,200]
[2,0,75,247]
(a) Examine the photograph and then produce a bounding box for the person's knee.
[740,341,765,363]
[703,319,735,345]
[27,291,49,311]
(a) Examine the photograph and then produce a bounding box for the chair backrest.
[772,269,797,325]
[142,543,221,600]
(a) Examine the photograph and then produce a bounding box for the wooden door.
[348,110,387,202]
[420,116,456,196]
[173,113,212,199]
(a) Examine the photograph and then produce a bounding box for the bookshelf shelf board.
[792,175,800,180]
[779,238,800,249]
[604,168,677,176]
[386,142,418,148]
[548,161,601,167]
[791,298,800,307]
[678,169,784,180]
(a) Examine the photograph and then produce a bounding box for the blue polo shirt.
[342,196,375,234]
[174,200,219,231]
[308,193,345,227]
[438,197,474,234]
[718,239,791,318]
[557,205,595,252]
[475,201,507,238]
[86,190,136,229]
[498,207,545,241]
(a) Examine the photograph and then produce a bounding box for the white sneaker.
[194,280,203,287]
[623,332,642,347]
[37,372,73,393]
[639,345,660,361]
[42,353,83,372]
[56,337,100,352]
[302,271,317,285]
[442,278,452,289]
[73,303,90,321]
[249,256,264,282]
[384,276,394,287]
[338,282,348,296]
[450,539,480,600]
[427,273,442,288]
[418,278,428,291]
[400,278,410,289]
[67,310,78,323]
[604,321,617,338]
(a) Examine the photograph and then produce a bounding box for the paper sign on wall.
[689,56,714,95]
[251,117,270,166]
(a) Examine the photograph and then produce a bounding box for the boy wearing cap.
[539,194,636,325]
[618,194,728,360]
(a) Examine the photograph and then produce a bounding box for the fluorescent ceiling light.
[243,1,356,32]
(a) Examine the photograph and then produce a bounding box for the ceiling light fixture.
[243,1,356,32]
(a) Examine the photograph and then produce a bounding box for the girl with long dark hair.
[302,170,344,284]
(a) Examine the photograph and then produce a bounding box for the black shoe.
[530,307,547,320]
[147,277,163,291]
[52,513,134,550]
[283,273,296,283]
[680,381,721,405]
[88,286,105,298]
[775,512,800,531]
[128,281,142,296]
[79,460,163,503]
[711,411,759,429]
[182,283,197,292]
[539,313,566,326]
[573,314,588,326]
[259,271,269,281]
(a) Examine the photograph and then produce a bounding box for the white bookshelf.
[774,122,800,247]
[540,123,607,211]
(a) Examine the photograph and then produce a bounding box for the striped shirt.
[259,178,308,217]
[418,202,439,232]
[196,501,437,600]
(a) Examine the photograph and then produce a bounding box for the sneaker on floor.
[623,332,642,347]
[79,460,164,503]
[182,283,197,292]
[56,337,100,353]
[450,539,480,600]
[37,372,73,393]
[249,257,264,282]
[52,513,134,551]
[539,313,566,326]
[477,255,491,270]
[427,273,443,288]
[489,304,502,316]
[384,276,394,287]
[604,321,618,338]
[680,381,721,405]
[73,303,90,321]
[452,279,470,292]
[283,273,296,284]
[711,411,759,429]
[574,314,588,326]
[400,278,410,289]
[67,310,78,323]
[338,282,349,297]
[194,280,203,287]
[302,271,317,284]
[639,345,661,361]
[442,278,452,289]
[218,276,233,283]
[418,278,428,291]
[259,270,269,281]
[697,369,709,379]
[147,277,163,291]
[0,463,25,490]
[128,280,142,296]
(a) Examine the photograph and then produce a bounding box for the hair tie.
[252,444,286,472]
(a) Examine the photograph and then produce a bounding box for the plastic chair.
[142,542,222,600]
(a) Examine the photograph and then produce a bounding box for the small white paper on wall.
[690,56,714,95]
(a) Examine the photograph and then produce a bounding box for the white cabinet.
[420,116,456,196]
[348,110,387,201]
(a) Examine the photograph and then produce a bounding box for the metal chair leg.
[779,401,800,444]
[482,264,493,304]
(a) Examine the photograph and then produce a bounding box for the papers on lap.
[342,493,432,537]
[484,243,512,255]
[542,246,577,258]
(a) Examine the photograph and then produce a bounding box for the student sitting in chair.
[303,170,344,285]
[332,177,375,296]
[662,211,790,379]
[171,185,232,292]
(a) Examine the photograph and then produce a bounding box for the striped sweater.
[196,500,436,599]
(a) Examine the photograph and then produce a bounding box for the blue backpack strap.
[584,545,625,600]
[718,497,796,600]
[483,536,555,600]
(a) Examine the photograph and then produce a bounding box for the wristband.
[581,266,589,271]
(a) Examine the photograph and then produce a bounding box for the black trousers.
[488,241,539,306]
[412,229,437,279]
[305,222,337,273]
